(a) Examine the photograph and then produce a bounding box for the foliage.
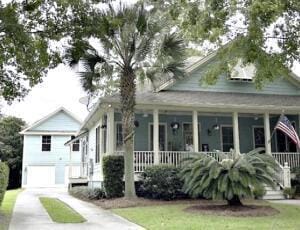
[253,186,266,199]
[0,1,64,102]
[0,162,9,206]
[147,0,300,88]
[139,165,186,200]
[103,155,124,198]
[69,186,105,200]
[283,187,296,199]
[181,149,278,206]
[65,2,187,198]
[39,197,86,223]
[0,116,26,189]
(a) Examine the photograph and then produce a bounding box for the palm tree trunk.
[227,195,243,206]
[120,67,137,198]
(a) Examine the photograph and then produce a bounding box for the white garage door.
[27,166,55,187]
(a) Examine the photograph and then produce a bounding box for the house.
[20,107,82,188]
[67,52,300,196]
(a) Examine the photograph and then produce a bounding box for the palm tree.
[66,3,186,198]
[181,149,279,206]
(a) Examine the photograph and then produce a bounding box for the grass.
[39,197,86,223]
[113,202,300,230]
[0,189,22,230]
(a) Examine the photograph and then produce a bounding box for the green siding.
[169,60,300,95]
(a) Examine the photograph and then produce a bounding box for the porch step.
[262,186,284,200]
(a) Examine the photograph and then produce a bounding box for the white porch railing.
[272,152,300,169]
[69,162,88,179]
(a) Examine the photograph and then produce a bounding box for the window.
[71,136,80,151]
[95,126,100,163]
[182,123,201,151]
[253,127,265,148]
[149,124,167,151]
[103,115,107,153]
[72,140,80,151]
[116,123,123,150]
[221,126,233,152]
[42,135,51,151]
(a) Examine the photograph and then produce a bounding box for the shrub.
[283,187,296,199]
[69,186,105,200]
[0,162,9,206]
[181,149,278,206]
[253,186,266,199]
[103,155,124,198]
[139,165,186,200]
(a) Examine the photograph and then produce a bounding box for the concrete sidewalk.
[270,199,300,206]
[9,188,144,230]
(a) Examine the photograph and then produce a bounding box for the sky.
[2,64,89,124]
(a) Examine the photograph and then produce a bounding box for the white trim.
[252,125,264,149]
[24,131,77,136]
[220,124,233,152]
[148,122,167,151]
[20,107,82,134]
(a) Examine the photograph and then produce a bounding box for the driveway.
[9,188,144,230]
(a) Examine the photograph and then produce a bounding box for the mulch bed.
[185,204,279,217]
[93,197,203,209]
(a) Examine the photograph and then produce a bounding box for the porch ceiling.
[101,91,300,113]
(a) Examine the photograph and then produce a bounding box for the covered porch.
[99,107,300,173]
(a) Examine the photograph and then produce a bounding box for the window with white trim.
[221,126,233,152]
[116,123,123,151]
[71,136,80,151]
[95,126,100,163]
[42,135,51,151]
[253,127,265,148]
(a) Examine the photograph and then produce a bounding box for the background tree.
[66,3,186,198]
[181,149,278,206]
[147,0,300,88]
[0,116,26,189]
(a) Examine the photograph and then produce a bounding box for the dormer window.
[228,60,255,82]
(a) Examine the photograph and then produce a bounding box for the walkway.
[9,188,143,230]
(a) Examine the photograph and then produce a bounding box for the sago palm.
[66,3,186,198]
[181,149,279,206]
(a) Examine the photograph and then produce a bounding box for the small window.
[116,123,123,150]
[42,135,51,151]
[72,140,80,151]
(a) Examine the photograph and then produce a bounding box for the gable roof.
[20,107,82,135]
[157,51,300,92]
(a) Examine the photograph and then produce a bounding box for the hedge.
[103,155,124,198]
[69,186,105,200]
[0,162,9,206]
[139,165,186,200]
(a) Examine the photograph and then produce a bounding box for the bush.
[253,186,266,199]
[69,186,105,200]
[0,162,9,206]
[139,165,186,200]
[181,149,278,206]
[283,187,296,199]
[103,155,124,198]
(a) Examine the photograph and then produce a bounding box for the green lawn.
[0,189,22,230]
[39,197,86,223]
[113,202,300,230]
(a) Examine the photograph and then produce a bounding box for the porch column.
[232,112,240,154]
[107,107,115,155]
[153,109,159,164]
[192,110,199,152]
[264,112,272,154]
